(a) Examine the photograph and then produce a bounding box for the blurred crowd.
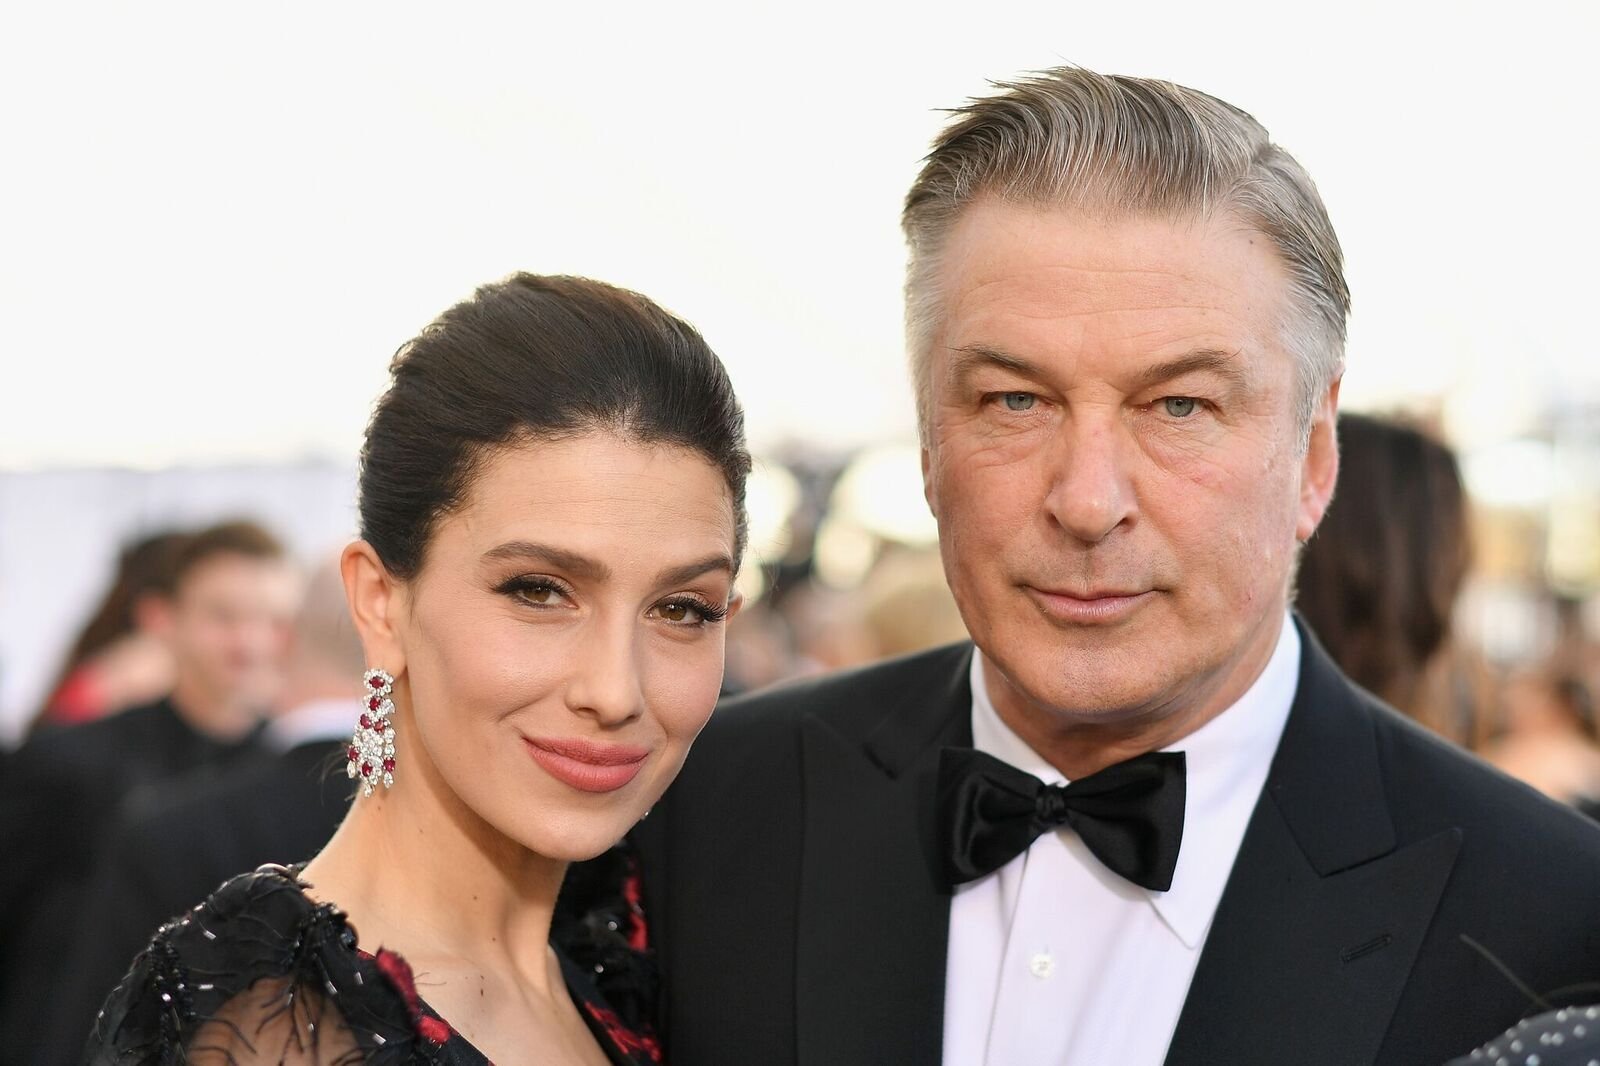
[1,412,1598,1062]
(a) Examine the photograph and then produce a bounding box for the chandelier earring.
[347,668,398,796]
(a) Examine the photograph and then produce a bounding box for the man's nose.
[1041,414,1136,545]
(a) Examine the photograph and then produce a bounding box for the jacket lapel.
[1164,625,1462,1065]
[795,645,972,1066]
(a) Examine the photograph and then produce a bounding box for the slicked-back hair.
[902,67,1350,444]
[358,274,751,580]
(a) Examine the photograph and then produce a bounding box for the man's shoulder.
[122,741,345,844]
[703,641,973,748]
[659,642,971,805]
[1360,690,1600,864]
[9,701,174,777]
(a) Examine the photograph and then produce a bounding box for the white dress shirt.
[263,697,363,751]
[941,614,1301,1066]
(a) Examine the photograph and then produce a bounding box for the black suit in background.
[633,624,1600,1065]
[42,739,353,1061]
[0,699,266,1066]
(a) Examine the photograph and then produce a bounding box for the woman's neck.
[302,745,569,995]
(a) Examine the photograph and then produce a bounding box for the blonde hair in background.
[902,66,1351,446]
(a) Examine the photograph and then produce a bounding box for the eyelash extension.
[661,595,730,625]
[496,577,727,625]
[494,574,573,605]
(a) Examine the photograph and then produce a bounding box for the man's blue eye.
[1002,393,1036,412]
[1163,397,1198,418]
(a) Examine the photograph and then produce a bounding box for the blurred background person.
[1295,412,1485,745]
[855,548,968,663]
[27,529,192,733]
[45,556,363,1059]
[0,518,299,1066]
[1481,669,1600,819]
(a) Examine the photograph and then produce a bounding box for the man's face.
[168,552,298,710]
[922,199,1338,729]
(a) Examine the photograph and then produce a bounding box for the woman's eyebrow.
[483,541,610,582]
[483,541,732,587]
[656,555,735,588]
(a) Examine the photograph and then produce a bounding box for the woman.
[30,528,190,732]
[1294,412,1481,744]
[87,274,751,1064]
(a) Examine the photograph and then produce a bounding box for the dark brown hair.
[170,520,287,593]
[358,273,750,580]
[1296,413,1471,719]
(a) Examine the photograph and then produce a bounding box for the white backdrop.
[2,0,1596,470]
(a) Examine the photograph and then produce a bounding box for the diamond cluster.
[348,668,397,796]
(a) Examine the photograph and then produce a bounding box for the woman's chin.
[505,813,642,863]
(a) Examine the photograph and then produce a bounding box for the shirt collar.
[265,697,364,751]
[969,612,1300,948]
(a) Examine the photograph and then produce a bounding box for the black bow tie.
[936,747,1187,892]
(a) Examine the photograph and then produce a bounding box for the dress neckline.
[253,863,657,1065]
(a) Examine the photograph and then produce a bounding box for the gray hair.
[902,67,1350,446]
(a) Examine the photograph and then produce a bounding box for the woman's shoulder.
[86,864,453,1064]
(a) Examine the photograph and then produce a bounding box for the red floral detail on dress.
[582,1001,663,1063]
[623,866,649,952]
[374,948,455,1047]
[416,1013,453,1045]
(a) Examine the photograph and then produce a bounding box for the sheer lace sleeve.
[84,866,444,1065]
[182,975,362,1065]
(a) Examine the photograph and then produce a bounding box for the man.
[632,69,1600,1065]
[45,558,361,1057]
[0,519,299,1065]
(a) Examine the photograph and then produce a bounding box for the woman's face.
[385,431,739,861]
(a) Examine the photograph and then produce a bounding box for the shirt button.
[1029,952,1055,979]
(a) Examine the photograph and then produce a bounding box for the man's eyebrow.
[947,344,1253,394]
[483,541,733,588]
[1130,348,1254,393]
[946,344,1049,385]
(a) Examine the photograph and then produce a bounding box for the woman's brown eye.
[525,587,553,604]
[660,603,689,623]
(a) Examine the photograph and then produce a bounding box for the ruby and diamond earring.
[347,668,397,796]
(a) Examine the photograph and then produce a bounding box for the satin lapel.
[1164,625,1463,1065]
[795,646,972,1066]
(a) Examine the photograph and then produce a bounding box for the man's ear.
[341,540,407,678]
[1296,376,1342,542]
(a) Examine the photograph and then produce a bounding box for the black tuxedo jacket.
[633,627,1600,1065]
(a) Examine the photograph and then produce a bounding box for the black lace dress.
[84,864,661,1065]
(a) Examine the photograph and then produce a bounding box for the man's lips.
[1023,586,1155,624]
[523,737,650,793]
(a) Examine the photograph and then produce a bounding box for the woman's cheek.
[647,640,726,742]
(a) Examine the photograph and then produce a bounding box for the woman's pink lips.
[523,737,649,793]
[1025,587,1154,624]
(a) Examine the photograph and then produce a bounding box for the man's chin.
[983,643,1182,724]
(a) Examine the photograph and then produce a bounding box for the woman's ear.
[341,540,407,679]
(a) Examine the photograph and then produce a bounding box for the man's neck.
[168,677,258,742]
